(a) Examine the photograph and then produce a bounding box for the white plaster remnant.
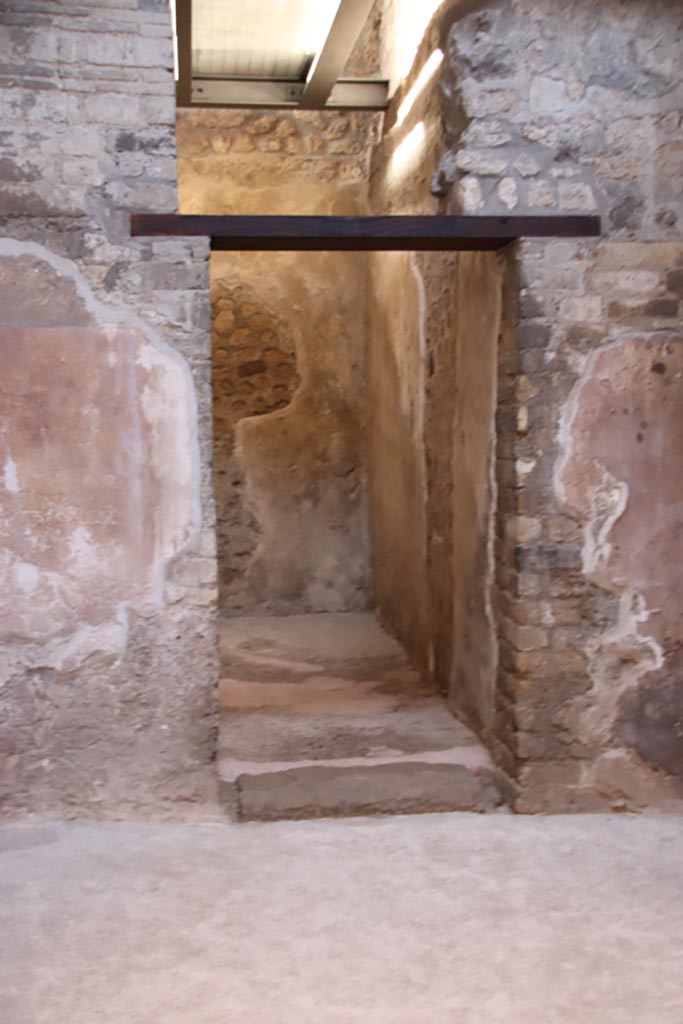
[4,455,19,494]
[66,526,99,573]
[1,609,131,677]
[606,590,664,670]
[516,457,536,478]
[554,344,601,508]
[14,562,40,593]
[579,588,664,748]
[555,345,631,579]
[582,467,629,580]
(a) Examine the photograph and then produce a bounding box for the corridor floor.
[2,814,682,1023]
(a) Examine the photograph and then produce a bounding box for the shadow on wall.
[211,281,299,612]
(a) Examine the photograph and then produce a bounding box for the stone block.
[529,76,569,115]
[84,92,142,124]
[559,182,596,211]
[455,149,508,175]
[559,296,603,323]
[235,763,501,822]
[497,177,519,209]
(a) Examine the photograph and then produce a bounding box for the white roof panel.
[192,0,340,80]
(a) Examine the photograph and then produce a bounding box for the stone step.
[218,613,503,822]
[231,762,501,822]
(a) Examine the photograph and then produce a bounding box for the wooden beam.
[175,0,192,108]
[130,214,601,252]
[301,0,377,110]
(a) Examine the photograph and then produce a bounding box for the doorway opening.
[169,101,597,823]
[205,244,502,821]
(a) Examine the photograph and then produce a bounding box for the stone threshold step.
[225,761,502,822]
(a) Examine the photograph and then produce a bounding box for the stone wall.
[177,108,381,614]
[2,0,680,819]
[449,0,683,812]
[370,0,683,810]
[211,281,299,611]
[0,0,218,817]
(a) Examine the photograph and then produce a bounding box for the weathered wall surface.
[368,244,503,738]
[448,254,503,733]
[367,249,430,660]
[368,5,503,740]
[177,110,381,614]
[424,0,682,810]
[210,281,299,610]
[368,7,445,679]
[0,1,218,817]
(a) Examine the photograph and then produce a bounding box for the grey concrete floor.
[2,814,682,1023]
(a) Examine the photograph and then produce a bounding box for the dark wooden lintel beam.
[130,214,601,252]
[175,0,192,108]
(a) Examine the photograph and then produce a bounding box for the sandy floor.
[2,813,682,1023]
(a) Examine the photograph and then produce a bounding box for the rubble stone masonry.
[373,0,682,811]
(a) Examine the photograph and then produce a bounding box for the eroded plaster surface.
[0,242,216,817]
[0,245,198,674]
[557,335,683,797]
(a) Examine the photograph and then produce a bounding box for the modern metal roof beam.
[174,0,387,110]
[190,77,387,109]
[300,0,377,109]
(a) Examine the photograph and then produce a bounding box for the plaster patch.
[14,562,40,594]
[4,456,19,494]
[582,467,629,580]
